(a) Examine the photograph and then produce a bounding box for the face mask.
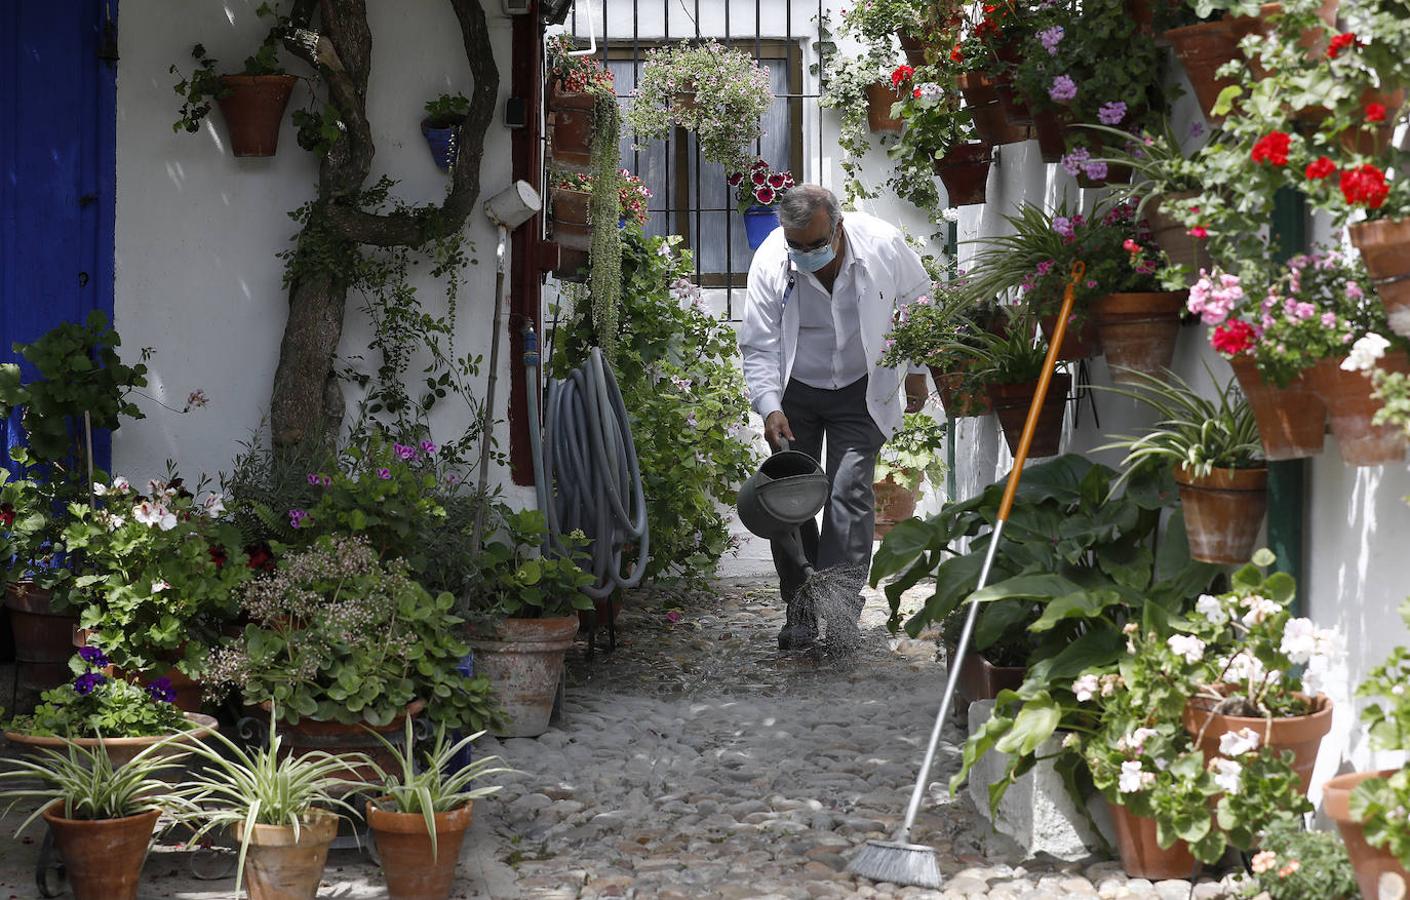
[788,230,837,273]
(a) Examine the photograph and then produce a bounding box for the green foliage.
[169,4,289,133]
[550,227,759,589]
[1233,819,1359,899]
[1351,768,1410,870]
[876,410,947,494]
[590,91,624,358]
[293,105,344,157]
[819,52,892,206]
[8,654,190,738]
[1347,599,1410,869]
[465,510,594,622]
[0,471,57,589]
[878,284,1000,373]
[204,535,501,732]
[838,0,935,49]
[423,93,470,127]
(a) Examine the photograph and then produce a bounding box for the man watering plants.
[738,184,931,650]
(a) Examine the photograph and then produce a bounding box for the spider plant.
[941,307,1055,389]
[367,716,511,860]
[1097,365,1264,485]
[1078,117,1208,215]
[959,202,1080,310]
[176,707,370,893]
[0,735,189,835]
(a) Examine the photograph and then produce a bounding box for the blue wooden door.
[0,0,119,471]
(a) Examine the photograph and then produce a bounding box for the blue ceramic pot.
[744,204,780,250]
[421,119,460,171]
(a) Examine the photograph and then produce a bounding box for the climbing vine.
[588,91,623,359]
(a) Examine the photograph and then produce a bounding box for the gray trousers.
[772,376,886,602]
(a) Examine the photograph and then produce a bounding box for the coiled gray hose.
[536,345,649,599]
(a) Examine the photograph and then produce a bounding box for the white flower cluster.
[1072,672,1122,702]
[1240,593,1282,627]
[1279,616,1340,692]
[1218,727,1262,757]
[1195,593,1228,625]
[1209,757,1243,793]
[1167,633,1207,664]
[1117,727,1158,756]
[1118,760,1156,793]
[1342,331,1390,372]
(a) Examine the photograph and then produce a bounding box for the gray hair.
[778,184,841,231]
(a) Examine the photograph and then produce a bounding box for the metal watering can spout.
[736,438,830,543]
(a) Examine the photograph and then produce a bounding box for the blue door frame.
[1,1,119,472]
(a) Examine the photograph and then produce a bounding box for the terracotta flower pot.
[368,799,474,900]
[873,474,919,539]
[547,80,596,112]
[550,187,593,252]
[1350,217,1410,338]
[4,581,79,692]
[466,616,579,738]
[1324,769,1410,900]
[1109,802,1200,880]
[216,74,297,157]
[958,73,1028,146]
[1164,19,1242,121]
[1040,313,1102,361]
[952,649,1027,704]
[554,247,590,281]
[996,78,1034,127]
[6,712,217,769]
[932,142,991,206]
[265,700,424,785]
[1173,465,1268,565]
[898,30,929,67]
[865,82,903,133]
[1183,691,1332,795]
[987,374,1071,459]
[1089,292,1185,383]
[929,365,992,418]
[1146,192,1213,287]
[1227,356,1326,460]
[1305,353,1410,467]
[550,105,594,166]
[1031,108,1068,163]
[234,810,340,900]
[42,804,161,900]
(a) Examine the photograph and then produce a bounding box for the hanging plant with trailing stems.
[588,91,623,359]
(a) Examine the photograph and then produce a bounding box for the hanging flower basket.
[932,143,992,206]
[420,119,460,171]
[1110,802,1200,880]
[1305,353,1410,466]
[1323,770,1410,900]
[744,204,781,250]
[897,30,929,67]
[1350,217,1410,338]
[1090,292,1185,383]
[1163,20,1241,121]
[549,105,594,167]
[1040,313,1102,361]
[1182,690,1332,795]
[1227,357,1326,460]
[1146,193,1213,288]
[1173,465,1269,565]
[929,365,992,418]
[216,74,297,157]
[987,373,1071,458]
[864,82,904,134]
[957,72,1028,146]
[548,79,597,112]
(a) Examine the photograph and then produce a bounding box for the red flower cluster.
[974,2,1010,39]
[735,158,793,207]
[1341,164,1390,209]
[1327,32,1358,59]
[1305,156,1336,180]
[1366,101,1388,123]
[0,502,13,529]
[950,44,964,62]
[1212,320,1256,356]
[1188,225,1209,240]
[891,65,915,88]
[1251,132,1291,166]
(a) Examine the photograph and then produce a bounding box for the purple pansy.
[289,508,309,529]
[74,671,106,696]
[146,677,177,704]
[377,468,392,480]
[77,645,109,669]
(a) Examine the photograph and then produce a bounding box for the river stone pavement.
[479,577,1237,900]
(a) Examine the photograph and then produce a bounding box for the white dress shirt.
[738,211,930,440]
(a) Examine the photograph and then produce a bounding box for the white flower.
[1100,674,1122,697]
[1210,757,1243,793]
[201,493,226,518]
[1241,595,1282,627]
[151,580,171,593]
[1219,727,1262,757]
[93,482,109,497]
[939,207,961,223]
[1118,727,1158,755]
[1118,760,1155,793]
[1342,332,1390,372]
[1167,634,1207,664]
[1222,651,1268,684]
[111,476,131,492]
[1062,732,1081,749]
[1393,685,1405,696]
[1279,617,1319,664]
[133,501,177,531]
[103,513,126,531]
[1195,594,1228,626]
[1073,674,1100,702]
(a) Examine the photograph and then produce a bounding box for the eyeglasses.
[784,221,838,253]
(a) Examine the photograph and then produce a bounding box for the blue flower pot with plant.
[422,93,469,171]
[744,205,780,250]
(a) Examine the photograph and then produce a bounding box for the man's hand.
[764,411,795,451]
[905,373,929,413]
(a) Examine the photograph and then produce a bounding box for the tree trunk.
[270,264,348,449]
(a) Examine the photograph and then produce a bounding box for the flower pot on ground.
[216,74,297,157]
[1227,357,1326,460]
[1173,466,1269,566]
[1110,802,1200,880]
[932,143,991,206]
[268,699,425,784]
[988,373,1071,459]
[864,82,903,133]
[466,616,580,738]
[957,72,1028,146]
[1306,352,1410,466]
[953,648,1027,704]
[1350,218,1410,338]
[4,582,78,693]
[1040,313,1102,361]
[1183,691,1332,795]
[1324,770,1410,900]
[233,810,340,900]
[44,805,162,900]
[1089,292,1185,383]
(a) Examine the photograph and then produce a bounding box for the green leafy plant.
[819,52,894,206]
[0,734,190,835]
[589,90,624,356]
[1233,818,1359,899]
[0,471,55,589]
[423,93,470,127]
[7,650,190,738]
[293,104,344,157]
[368,717,510,860]
[839,0,942,53]
[876,410,947,494]
[1097,366,1263,483]
[466,509,594,622]
[1347,597,1410,868]
[169,3,291,133]
[204,535,501,731]
[622,41,774,172]
[878,283,998,372]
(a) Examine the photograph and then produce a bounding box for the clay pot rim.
[986,372,1073,399]
[1090,291,1189,316]
[367,797,475,833]
[1323,768,1401,823]
[1185,689,1333,733]
[40,801,163,827]
[466,614,581,644]
[219,72,298,87]
[257,699,425,730]
[1173,464,1269,490]
[1162,17,1237,39]
[234,807,341,846]
[5,712,218,750]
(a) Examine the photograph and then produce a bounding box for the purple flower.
[1098,101,1127,125]
[1052,216,1076,240]
[393,443,416,461]
[1049,75,1077,103]
[1189,120,1206,139]
[1036,259,1056,276]
[289,508,309,529]
[74,671,106,696]
[1082,160,1110,181]
[377,467,392,480]
[307,473,322,486]
[1039,25,1065,55]
[1061,147,1090,177]
[146,677,176,704]
[77,645,110,669]
[420,440,437,456]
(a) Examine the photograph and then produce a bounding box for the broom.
[846,260,1087,889]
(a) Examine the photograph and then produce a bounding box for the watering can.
[736,440,829,542]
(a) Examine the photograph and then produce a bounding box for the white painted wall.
[112,0,532,508]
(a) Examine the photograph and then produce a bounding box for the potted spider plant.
[0,736,190,900]
[1098,366,1267,565]
[949,308,1070,458]
[177,707,368,900]
[365,717,510,900]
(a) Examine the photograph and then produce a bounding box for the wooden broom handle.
[996,260,1085,523]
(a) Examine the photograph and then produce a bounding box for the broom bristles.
[845,839,942,889]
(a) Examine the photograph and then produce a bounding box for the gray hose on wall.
[539,346,649,599]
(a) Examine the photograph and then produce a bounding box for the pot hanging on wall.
[897,30,929,66]
[1350,217,1410,338]
[550,187,593,252]
[1163,19,1241,121]
[1031,108,1068,163]
[932,143,992,206]
[957,73,1028,146]
[217,74,297,157]
[1227,357,1326,460]
[873,474,919,539]
[1145,192,1213,287]
[1089,292,1185,383]
[744,205,781,250]
[1305,352,1410,466]
[1324,769,1410,900]
[1040,313,1102,361]
[1173,464,1269,565]
[420,119,461,171]
[988,373,1071,458]
[549,106,594,167]
[929,365,992,418]
[865,83,903,133]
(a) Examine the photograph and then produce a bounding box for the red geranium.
[891,65,915,88]
[1305,156,1336,180]
[1327,32,1358,59]
[751,158,770,170]
[1366,101,1388,123]
[209,544,228,569]
[950,44,963,62]
[246,543,275,572]
[1340,164,1390,209]
[754,185,776,205]
[1188,225,1209,240]
[1212,320,1256,356]
[1251,132,1291,166]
